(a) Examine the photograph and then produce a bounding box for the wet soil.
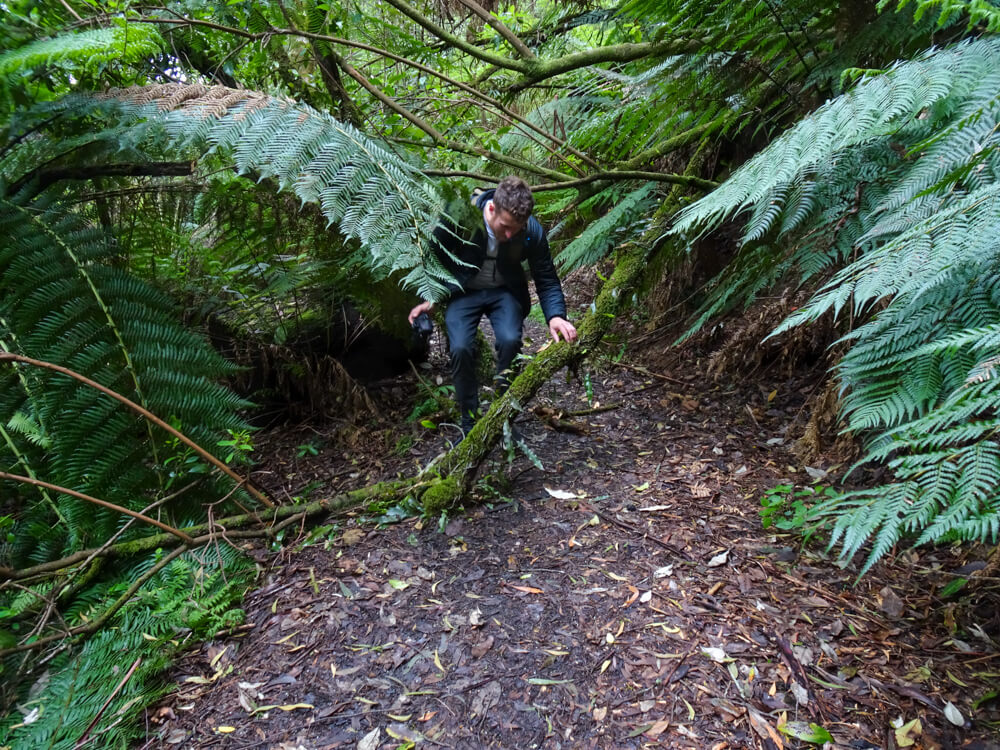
[140,313,1000,750]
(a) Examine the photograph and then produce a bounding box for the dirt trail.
[142,321,1000,749]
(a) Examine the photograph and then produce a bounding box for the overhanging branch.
[7,161,193,198]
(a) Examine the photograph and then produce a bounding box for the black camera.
[412,311,433,339]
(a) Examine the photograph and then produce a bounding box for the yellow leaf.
[216,726,236,734]
[388,713,412,721]
[433,649,446,673]
[768,389,777,402]
[510,585,544,594]
[947,670,969,687]
[632,481,650,492]
[209,646,229,668]
[600,659,611,673]
[277,704,313,711]
[683,697,695,720]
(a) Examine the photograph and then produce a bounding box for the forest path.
[142,316,1000,749]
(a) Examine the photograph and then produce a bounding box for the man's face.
[486,202,526,243]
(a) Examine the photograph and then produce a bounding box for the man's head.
[486,176,533,242]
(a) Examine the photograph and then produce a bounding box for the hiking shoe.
[460,416,476,438]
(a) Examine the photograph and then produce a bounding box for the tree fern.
[0,23,163,80]
[88,85,453,301]
[673,36,1000,239]
[557,182,658,272]
[883,0,1000,31]
[0,549,254,749]
[0,196,251,561]
[668,27,1000,570]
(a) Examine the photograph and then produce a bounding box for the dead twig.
[611,361,687,386]
[75,657,143,748]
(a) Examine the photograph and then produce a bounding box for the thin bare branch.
[0,472,194,544]
[0,354,274,508]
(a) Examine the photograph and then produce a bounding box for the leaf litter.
[146,325,1000,749]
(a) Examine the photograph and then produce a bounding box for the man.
[408,176,577,436]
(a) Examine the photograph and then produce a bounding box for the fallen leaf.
[471,635,494,658]
[208,645,229,668]
[388,579,410,590]
[790,681,809,706]
[510,585,544,594]
[469,607,484,627]
[543,486,580,500]
[632,481,651,492]
[341,527,365,546]
[701,647,730,663]
[944,701,964,726]
[878,586,904,618]
[645,719,670,737]
[893,717,921,747]
[358,727,381,750]
[593,706,607,721]
[386,723,423,743]
[653,565,674,578]
[780,720,833,744]
[216,726,236,734]
[748,708,784,748]
[707,550,729,567]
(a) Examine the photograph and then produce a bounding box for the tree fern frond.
[557,182,657,272]
[122,87,450,298]
[0,23,163,79]
[883,0,1000,31]
[0,196,253,559]
[672,36,1000,238]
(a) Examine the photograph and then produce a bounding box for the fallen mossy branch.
[0,477,414,584]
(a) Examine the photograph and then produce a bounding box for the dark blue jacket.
[431,189,567,322]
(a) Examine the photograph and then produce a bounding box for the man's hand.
[408,300,434,324]
[548,316,577,343]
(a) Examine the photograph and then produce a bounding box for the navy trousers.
[444,288,524,421]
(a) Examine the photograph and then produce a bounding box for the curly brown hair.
[492,176,534,221]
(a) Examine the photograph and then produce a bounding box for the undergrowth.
[0,546,255,749]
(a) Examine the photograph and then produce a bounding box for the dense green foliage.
[2,0,1000,742]
[673,30,1000,573]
